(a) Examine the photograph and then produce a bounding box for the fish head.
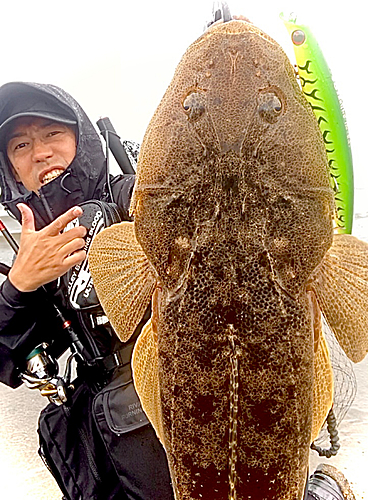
[132,18,334,294]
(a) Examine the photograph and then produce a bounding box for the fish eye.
[291,30,306,46]
[258,92,283,123]
[182,91,206,121]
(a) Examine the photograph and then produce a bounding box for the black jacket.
[0,82,136,387]
[0,83,175,500]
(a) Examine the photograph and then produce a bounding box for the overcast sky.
[1,0,366,193]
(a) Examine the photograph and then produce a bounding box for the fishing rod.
[0,219,19,252]
[0,217,89,404]
[97,117,136,175]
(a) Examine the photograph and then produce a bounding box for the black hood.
[0,82,106,229]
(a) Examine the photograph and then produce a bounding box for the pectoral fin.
[310,234,368,363]
[132,318,165,443]
[88,222,156,342]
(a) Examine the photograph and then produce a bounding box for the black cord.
[310,407,340,458]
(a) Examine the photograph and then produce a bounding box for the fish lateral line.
[228,328,240,500]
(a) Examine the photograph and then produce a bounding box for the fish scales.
[131,20,334,500]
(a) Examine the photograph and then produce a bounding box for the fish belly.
[157,252,313,500]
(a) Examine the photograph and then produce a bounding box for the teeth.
[41,169,64,185]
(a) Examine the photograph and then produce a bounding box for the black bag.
[38,381,108,500]
[93,362,149,437]
[63,200,121,311]
[38,363,149,500]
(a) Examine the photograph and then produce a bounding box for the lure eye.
[292,30,306,46]
[258,93,283,123]
[182,92,206,121]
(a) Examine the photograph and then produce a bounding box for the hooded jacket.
[0,82,108,228]
[0,83,177,500]
[0,82,135,387]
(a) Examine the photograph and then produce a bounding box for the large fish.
[89,15,368,500]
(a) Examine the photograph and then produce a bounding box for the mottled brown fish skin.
[132,20,334,500]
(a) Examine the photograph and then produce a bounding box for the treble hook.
[205,2,232,30]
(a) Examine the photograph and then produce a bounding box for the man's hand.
[8,203,87,292]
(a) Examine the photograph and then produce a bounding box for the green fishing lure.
[282,14,354,234]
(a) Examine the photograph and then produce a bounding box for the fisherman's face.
[6,117,76,193]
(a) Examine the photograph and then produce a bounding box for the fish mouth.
[39,168,65,186]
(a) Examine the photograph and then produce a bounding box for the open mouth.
[40,168,65,186]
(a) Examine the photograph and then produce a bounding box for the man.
[0,82,174,500]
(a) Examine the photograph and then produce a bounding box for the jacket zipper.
[64,405,102,486]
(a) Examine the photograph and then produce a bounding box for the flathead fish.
[89,16,368,500]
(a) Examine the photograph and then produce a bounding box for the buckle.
[101,342,135,373]
[113,351,121,365]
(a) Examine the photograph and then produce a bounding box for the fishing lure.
[282,14,354,234]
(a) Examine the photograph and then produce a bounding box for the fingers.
[47,206,84,236]
[61,236,87,258]
[17,204,85,237]
[64,249,87,270]
[60,224,87,245]
[17,203,35,232]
